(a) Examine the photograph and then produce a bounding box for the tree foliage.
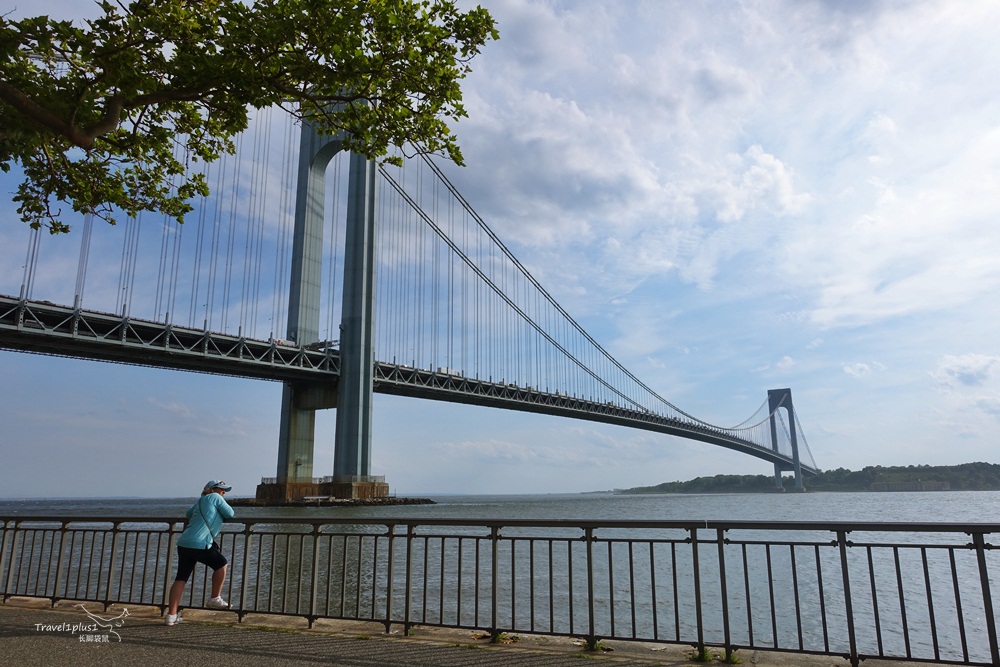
[0,0,497,233]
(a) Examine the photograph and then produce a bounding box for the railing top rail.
[3,514,1000,534]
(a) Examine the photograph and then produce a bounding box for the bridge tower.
[258,118,387,502]
[768,388,804,492]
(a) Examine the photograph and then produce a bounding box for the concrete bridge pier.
[768,388,804,492]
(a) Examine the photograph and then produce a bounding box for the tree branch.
[0,80,97,148]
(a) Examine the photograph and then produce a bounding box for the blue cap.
[204,480,232,492]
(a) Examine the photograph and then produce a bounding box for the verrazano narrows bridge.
[0,108,819,498]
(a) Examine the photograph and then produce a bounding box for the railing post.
[585,526,597,650]
[308,524,321,627]
[490,524,500,642]
[3,521,22,602]
[51,522,68,606]
[163,523,178,612]
[105,522,122,611]
[691,526,705,655]
[836,530,859,667]
[404,524,415,635]
[717,527,732,661]
[238,524,252,621]
[384,523,395,632]
[973,531,1000,665]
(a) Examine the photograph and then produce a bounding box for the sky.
[3,0,1000,499]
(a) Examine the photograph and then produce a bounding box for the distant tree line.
[619,462,1000,494]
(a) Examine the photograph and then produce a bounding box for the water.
[2,489,998,523]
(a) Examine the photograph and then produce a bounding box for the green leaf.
[0,0,497,233]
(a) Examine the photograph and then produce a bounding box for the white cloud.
[843,363,870,378]
[148,398,197,421]
[933,354,1000,389]
[975,397,1000,418]
[842,361,889,379]
[712,146,810,223]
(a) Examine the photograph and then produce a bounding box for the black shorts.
[174,544,228,582]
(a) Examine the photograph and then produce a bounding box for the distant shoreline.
[618,462,1000,495]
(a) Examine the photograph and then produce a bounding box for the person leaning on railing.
[165,480,235,626]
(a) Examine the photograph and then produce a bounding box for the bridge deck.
[1,295,816,474]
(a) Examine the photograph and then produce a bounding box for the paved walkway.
[0,598,963,667]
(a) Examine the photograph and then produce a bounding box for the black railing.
[2,516,997,665]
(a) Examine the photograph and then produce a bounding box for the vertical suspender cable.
[379,165,394,359]
[383,166,395,360]
[431,174,439,370]
[447,193,454,370]
[126,214,142,318]
[325,152,343,344]
[271,112,296,340]
[154,214,169,318]
[117,213,142,318]
[249,107,274,338]
[461,206,468,374]
[221,133,244,332]
[116,219,130,315]
[73,213,95,309]
[415,161,424,367]
[154,143,184,324]
[155,213,170,319]
[412,159,418,366]
[190,162,213,327]
[239,112,263,337]
[166,210,184,326]
[208,155,228,330]
[400,173,410,360]
[401,174,409,359]
[20,225,41,301]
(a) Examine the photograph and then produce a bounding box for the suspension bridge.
[0,109,819,500]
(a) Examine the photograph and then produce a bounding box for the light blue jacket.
[177,492,235,549]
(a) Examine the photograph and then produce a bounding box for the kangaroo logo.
[74,604,130,642]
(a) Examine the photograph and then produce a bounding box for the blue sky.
[3,0,1000,498]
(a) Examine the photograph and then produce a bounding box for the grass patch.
[689,646,714,662]
[585,639,614,652]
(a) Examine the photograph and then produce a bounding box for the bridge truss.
[0,295,818,478]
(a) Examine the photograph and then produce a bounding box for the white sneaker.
[206,596,230,609]
[164,613,182,626]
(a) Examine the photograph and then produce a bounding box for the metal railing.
[2,516,997,666]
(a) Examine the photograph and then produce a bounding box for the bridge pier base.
[255,477,389,503]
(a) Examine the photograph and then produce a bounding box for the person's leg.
[168,548,197,618]
[168,579,186,615]
[203,545,230,607]
[211,564,227,598]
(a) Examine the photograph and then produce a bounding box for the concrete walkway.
[0,598,964,667]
